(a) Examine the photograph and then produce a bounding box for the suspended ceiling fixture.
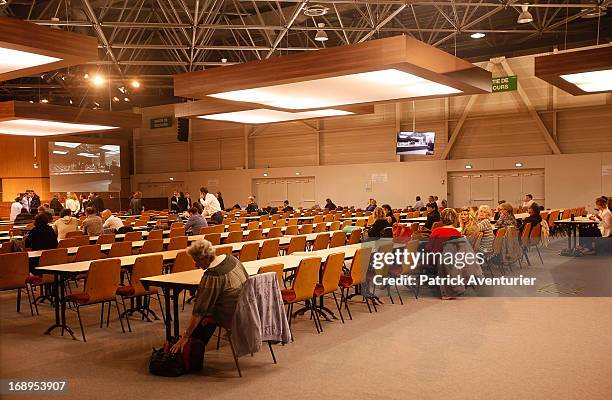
[0,101,141,136]
[0,17,98,81]
[534,46,612,95]
[174,99,374,125]
[174,36,492,110]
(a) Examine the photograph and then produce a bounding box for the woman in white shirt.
[581,197,611,254]
[10,197,23,222]
[65,192,80,216]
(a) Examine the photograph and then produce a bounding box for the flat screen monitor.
[396,131,435,155]
[48,141,121,192]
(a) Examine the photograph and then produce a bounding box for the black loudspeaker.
[177,118,189,141]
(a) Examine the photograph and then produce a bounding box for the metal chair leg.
[100,302,105,328]
[332,292,344,323]
[114,300,126,334]
[227,333,242,377]
[106,301,112,327]
[76,306,86,342]
[268,341,277,364]
[16,288,21,312]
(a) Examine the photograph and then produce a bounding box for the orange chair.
[29,248,68,305]
[58,238,78,248]
[247,221,260,230]
[96,234,115,245]
[276,219,287,227]
[257,263,284,287]
[259,239,280,259]
[170,221,184,230]
[1,252,37,315]
[168,236,188,251]
[75,244,106,262]
[284,225,299,236]
[300,224,314,234]
[225,231,243,244]
[140,239,163,254]
[73,235,91,247]
[261,220,274,229]
[281,257,323,336]
[239,242,259,262]
[338,247,374,319]
[341,220,352,230]
[347,229,362,245]
[287,235,307,255]
[215,246,233,256]
[313,215,324,224]
[172,251,196,273]
[204,233,221,245]
[247,229,264,241]
[314,223,327,233]
[329,231,347,248]
[124,231,142,241]
[228,223,242,232]
[109,241,133,257]
[147,230,163,240]
[311,233,330,251]
[287,218,298,226]
[66,230,85,239]
[329,221,341,231]
[170,227,186,238]
[267,227,283,238]
[66,258,126,342]
[116,254,165,328]
[134,220,148,227]
[314,252,346,323]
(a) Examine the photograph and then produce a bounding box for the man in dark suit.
[29,190,41,215]
[170,191,179,213]
[92,193,105,214]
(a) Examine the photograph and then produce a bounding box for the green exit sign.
[492,75,517,92]
[150,116,173,129]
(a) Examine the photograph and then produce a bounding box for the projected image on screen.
[396,131,435,155]
[48,141,121,192]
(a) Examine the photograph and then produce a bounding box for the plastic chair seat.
[66,292,91,304]
[281,288,297,303]
[116,286,135,296]
[338,274,353,288]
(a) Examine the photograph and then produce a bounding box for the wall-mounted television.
[48,141,121,192]
[396,131,435,155]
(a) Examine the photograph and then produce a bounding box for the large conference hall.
[0,1,611,399]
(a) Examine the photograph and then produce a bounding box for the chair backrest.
[66,230,85,239]
[39,248,69,266]
[329,221,341,231]
[284,225,299,235]
[75,244,106,262]
[148,229,163,240]
[529,223,542,245]
[347,229,361,245]
[228,223,242,232]
[355,219,366,227]
[58,238,78,248]
[259,215,269,221]
[170,221,184,230]
[96,233,115,245]
[400,240,420,274]
[170,227,186,237]
[259,239,280,259]
[271,214,281,221]
[109,241,133,257]
[521,223,532,244]
[313,215,324,224]
[261,220,274,229]
[314,223,327,233]
[472,232,484,254]
[134,220,148,227]
[225,231,243,243]
[84,259,121,303]
[341,220,352,230]
[239,242,260,262]
[124,231,142,241]
[247,229,264,241]
[0,252,29,290]
[215,245,233,256]
[287,218,298,226]
[257,263,284,287]
[329,231,347,248]
[431,221,443,230]
[172,250,196,273]
[73,235,91,247]
[312,233,330,251]
[267,227,283,238]
[287,235,307,254]
[247,221,260,230]
[320,252,345,295]
[349,247,373,285]
[131,254,164,296]
[208,224,225,234]
[203,233,221,245]
[276,218,287,227]
[324,215,333,223]
[168,236,188,251]
[291,257,322,302]
[300,224,313,234]
[140,238,164,254]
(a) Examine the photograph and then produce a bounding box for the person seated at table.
[14,207,34,225]
[476,205,494,255]
[519,203,542,236]
[423,202,440,231]
[495,202,517,229]
[521,194,534,209]
[53,208,79,240]
[191,201,204,215]
[102,209,124,233]
[37,205,53,222]
[413,196,425,211]
[381,204,396,223]
[459,208,479,238]
[578,197,612,255]
[365,198,377,212]
[129,191,143,216]
[231,204,241,212]
[185,207,208,234]
[367,207,392,239]
[245,196,259,214]
[494,200,506,220]
[425,208,461,252]
[324,198,337,211]
[282,200,294,213]
[81,207,103,236]
[171,239,248,363]
[25,213,58,251]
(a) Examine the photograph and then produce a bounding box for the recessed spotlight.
[118,86,126,94]
[29,100,34,104]
[517,5,533,24]
[315,23,328,42]
[69,99,73,105]
[515,162,523,167]
[465,164,473,169]
[84,73,89,80]
[295,172,301,175]
[221,58,228,63]
[263,172,268,177]
[123,97,130,102]
[169,177,174,181]
[470,32,485,39]
[131,80,141,88]
[112,96,120,102]
[40,99,49,103]
[92,74,105,86]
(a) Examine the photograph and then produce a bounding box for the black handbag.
[149,344,185,377]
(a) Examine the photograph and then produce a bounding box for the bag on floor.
[148,337,205,377]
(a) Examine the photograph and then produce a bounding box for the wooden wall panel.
[190,140,221,171]
[220,137,245,170]
[135,142,189,173]
[557,107,612,154]
[320,126,396,165]
[251,131,317,168]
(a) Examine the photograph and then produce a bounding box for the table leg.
[172,287,180,339]
[163,287,171,342]
[43,273,76,340]
[567,225,572,250]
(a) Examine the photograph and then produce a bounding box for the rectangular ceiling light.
[0,101,142,136]
[77,152,97,158]
[0,17,98,81]
[52,150,68,155]
[535,46,612,95]
[0,119,118,136]
[199,108,353,124]
[54,141,81,148]
[174,35,491,109]
[100,144,121,152]
[209,69,461,110]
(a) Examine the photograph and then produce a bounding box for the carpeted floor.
[1,239,611,400]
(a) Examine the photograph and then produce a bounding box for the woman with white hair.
[171,239,248,358]
[476,205,495,255]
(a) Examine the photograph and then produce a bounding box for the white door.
[253,177,315,208]
[448,175,471,208]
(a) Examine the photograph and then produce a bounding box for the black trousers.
[191,320,217,345]
[210,211,223,225]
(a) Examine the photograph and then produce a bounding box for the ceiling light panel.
[0,47,61,75]
[198,108,353,124]
[209,69,461,110]
[560,70,612,92]
[0,119,118,136]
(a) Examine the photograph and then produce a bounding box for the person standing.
[129,192,143,215]
[216,192,225,211]
[65,193,80,216]
[170,191,179,213]
[199,187,222,224]
[50,193,64,216]
[29,190,41,215]
[185,192,193,209]
[21,191,32,213]
[177,192,189,213]
[10,196,22,222]
[245,196,259,214]
[92,193,105,214]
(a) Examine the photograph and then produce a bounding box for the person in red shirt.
[426,208,461,253]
